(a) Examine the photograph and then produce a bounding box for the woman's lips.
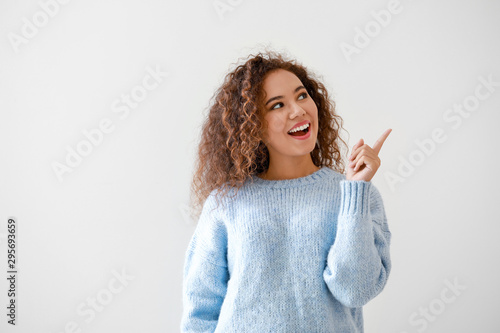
[287,125,311,140]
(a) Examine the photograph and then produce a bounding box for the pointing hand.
[346,129,392,182]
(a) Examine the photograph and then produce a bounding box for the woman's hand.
[346,129,392,182]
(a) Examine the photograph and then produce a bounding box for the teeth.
[288,123,310,133]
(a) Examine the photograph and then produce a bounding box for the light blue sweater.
[181,166,392,332]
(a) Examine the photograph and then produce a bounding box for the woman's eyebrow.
[265,85,306,106]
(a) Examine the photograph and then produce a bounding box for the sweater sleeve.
[323,180,392,308]
[181,192,230,332]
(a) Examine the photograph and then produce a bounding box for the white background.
[1,0,499,332]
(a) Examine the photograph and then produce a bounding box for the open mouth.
[287,123,310,137]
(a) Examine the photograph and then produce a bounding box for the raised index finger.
[372,128,392,154]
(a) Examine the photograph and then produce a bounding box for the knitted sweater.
[181,166,392,332]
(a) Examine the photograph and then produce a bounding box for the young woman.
[181,50,392,332]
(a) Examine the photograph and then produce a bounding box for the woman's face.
[260,69,318,162]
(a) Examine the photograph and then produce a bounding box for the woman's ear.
[261,128,270,146]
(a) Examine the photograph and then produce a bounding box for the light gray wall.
[0,0,498,332]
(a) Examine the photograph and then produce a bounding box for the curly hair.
[188,49,349,222]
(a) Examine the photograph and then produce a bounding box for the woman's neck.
[258,164,320,181]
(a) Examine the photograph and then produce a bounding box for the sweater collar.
[248,166,331,188]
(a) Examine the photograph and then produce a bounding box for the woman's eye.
[271,102,283,110]
[270,93,307,110]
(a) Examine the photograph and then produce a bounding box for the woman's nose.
[289,102,306,117]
